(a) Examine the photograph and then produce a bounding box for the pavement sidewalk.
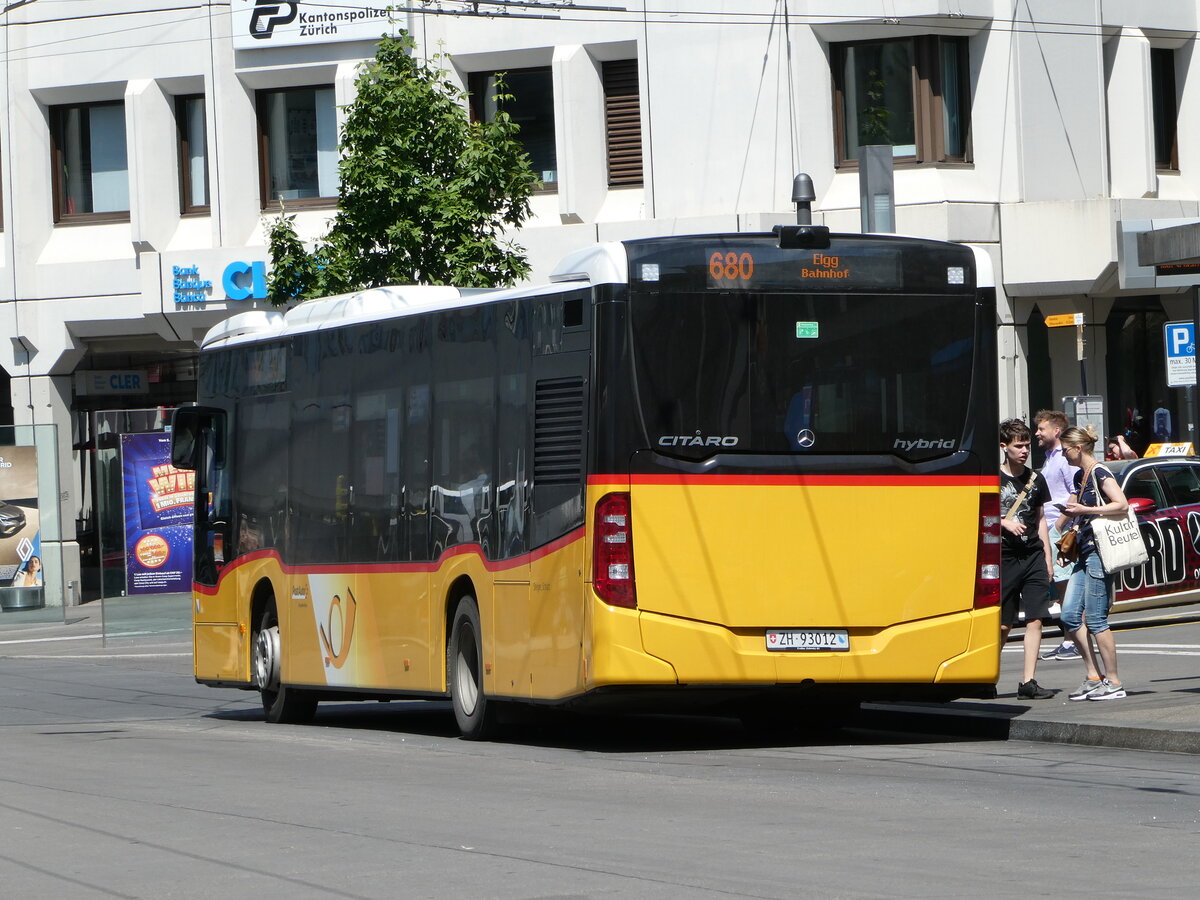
[867,606,1200,754]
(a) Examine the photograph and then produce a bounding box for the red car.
[1104,456,1200,613]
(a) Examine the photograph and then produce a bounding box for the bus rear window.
[629,291,976,459]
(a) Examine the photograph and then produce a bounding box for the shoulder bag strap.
[1004,467,1039,520]
[1083,464,1104,519]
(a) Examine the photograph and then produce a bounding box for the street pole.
[1192,284,1200,447]
[1077,323,1088,396]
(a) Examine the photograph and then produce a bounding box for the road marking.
[1118,643,1200,650]
[0,629,188,646]
[1006,643,1200,656]
[0,653,191,659]
[0,633,100,646]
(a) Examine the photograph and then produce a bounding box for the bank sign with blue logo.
[231,1,399,49]
[162,254,269,307]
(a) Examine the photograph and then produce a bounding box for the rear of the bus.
[582,233,1000,709]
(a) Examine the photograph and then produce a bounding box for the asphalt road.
[0,621,1197,899]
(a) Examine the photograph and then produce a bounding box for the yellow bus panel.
[194,623,246,683]
[585,597,999,690]
[627,481,983,629]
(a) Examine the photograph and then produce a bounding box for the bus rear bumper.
[588,599,1000,693]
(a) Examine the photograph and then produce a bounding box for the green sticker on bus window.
[796,322,819,339]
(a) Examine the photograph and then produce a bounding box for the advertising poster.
[121,433,195,595]
[0,447,42,605]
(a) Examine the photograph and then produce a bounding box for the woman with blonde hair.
[1057,425,1128,700]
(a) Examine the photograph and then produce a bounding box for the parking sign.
[1165,321,1196,388]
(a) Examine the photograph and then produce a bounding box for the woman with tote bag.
[1057,425,1132,701]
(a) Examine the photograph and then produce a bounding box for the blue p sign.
[1164,321,1196,387]
[1167,323,1194,358]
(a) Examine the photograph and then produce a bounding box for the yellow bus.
[172,227,1001,738]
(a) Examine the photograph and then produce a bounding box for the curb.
[859,701,1200,756]
[1006,719,1200,755]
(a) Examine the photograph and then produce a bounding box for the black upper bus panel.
[622,232,978,296]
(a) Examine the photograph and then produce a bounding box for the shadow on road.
[207,699,1008,752]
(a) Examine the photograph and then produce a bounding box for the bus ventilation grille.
[534,377,585,485]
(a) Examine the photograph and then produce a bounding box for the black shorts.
[1001,551,1053,629]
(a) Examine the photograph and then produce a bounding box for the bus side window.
[497,299,531,560]
[432,306,497,558]
[195,425,230,587]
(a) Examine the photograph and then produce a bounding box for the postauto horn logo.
[250,2,298,39]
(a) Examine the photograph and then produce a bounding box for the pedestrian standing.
[999,420,1055,699]
[1034,410,1081,661]
[1106,434,1139,460]
[1058,425,1129,701]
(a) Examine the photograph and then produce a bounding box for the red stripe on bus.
[192,527,586,596]
[588,474,997,487]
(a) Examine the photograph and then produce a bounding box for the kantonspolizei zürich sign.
[231,1,399,49]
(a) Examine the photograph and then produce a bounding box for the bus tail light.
[594,492,636,608]
[974,493,1001,608]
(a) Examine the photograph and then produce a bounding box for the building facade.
[1,0,1199,604]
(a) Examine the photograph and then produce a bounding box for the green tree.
[265,31,538,304]
[858,68,893,146]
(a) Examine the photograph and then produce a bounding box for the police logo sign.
[232,0,396,49]
[249,2,298,39]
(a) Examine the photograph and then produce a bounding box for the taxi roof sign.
[1045,313,1085,327]
[1144,442,1195,457]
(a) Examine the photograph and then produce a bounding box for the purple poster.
[121,433,194,595]
[1,446,42,606]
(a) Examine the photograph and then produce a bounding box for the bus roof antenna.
[792,174,815,225]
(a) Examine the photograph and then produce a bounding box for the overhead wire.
[1023,0,1088,199]
[0,1,1180,67]
[731,0,781,214]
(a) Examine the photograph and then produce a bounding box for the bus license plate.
[766,629,849,652]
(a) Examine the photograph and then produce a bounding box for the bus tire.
[448,595,496,740]
[254,601,317,725]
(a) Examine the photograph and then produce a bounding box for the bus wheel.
[253,602,317,725]
[448,596,496,740]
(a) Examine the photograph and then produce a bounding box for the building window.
[1151,48,1178,171]
[603,59,643,187]
[832,36,970,166]
[470,67,557,191]
[177,95,210,213]
[257,86,340,208]
[50,101,130,222]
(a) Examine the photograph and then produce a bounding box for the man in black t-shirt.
[999,419,1056,699]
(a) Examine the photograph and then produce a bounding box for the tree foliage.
[265,32,538,304]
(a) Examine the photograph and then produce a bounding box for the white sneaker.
[1087,679,1127,701]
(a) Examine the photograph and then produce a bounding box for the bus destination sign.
[704,245,902,291]
[626,235,972,294]
[708,249,851,288]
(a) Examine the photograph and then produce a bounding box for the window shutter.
[603,59,643,187]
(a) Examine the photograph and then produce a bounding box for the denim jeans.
[1060,549,1115,635]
